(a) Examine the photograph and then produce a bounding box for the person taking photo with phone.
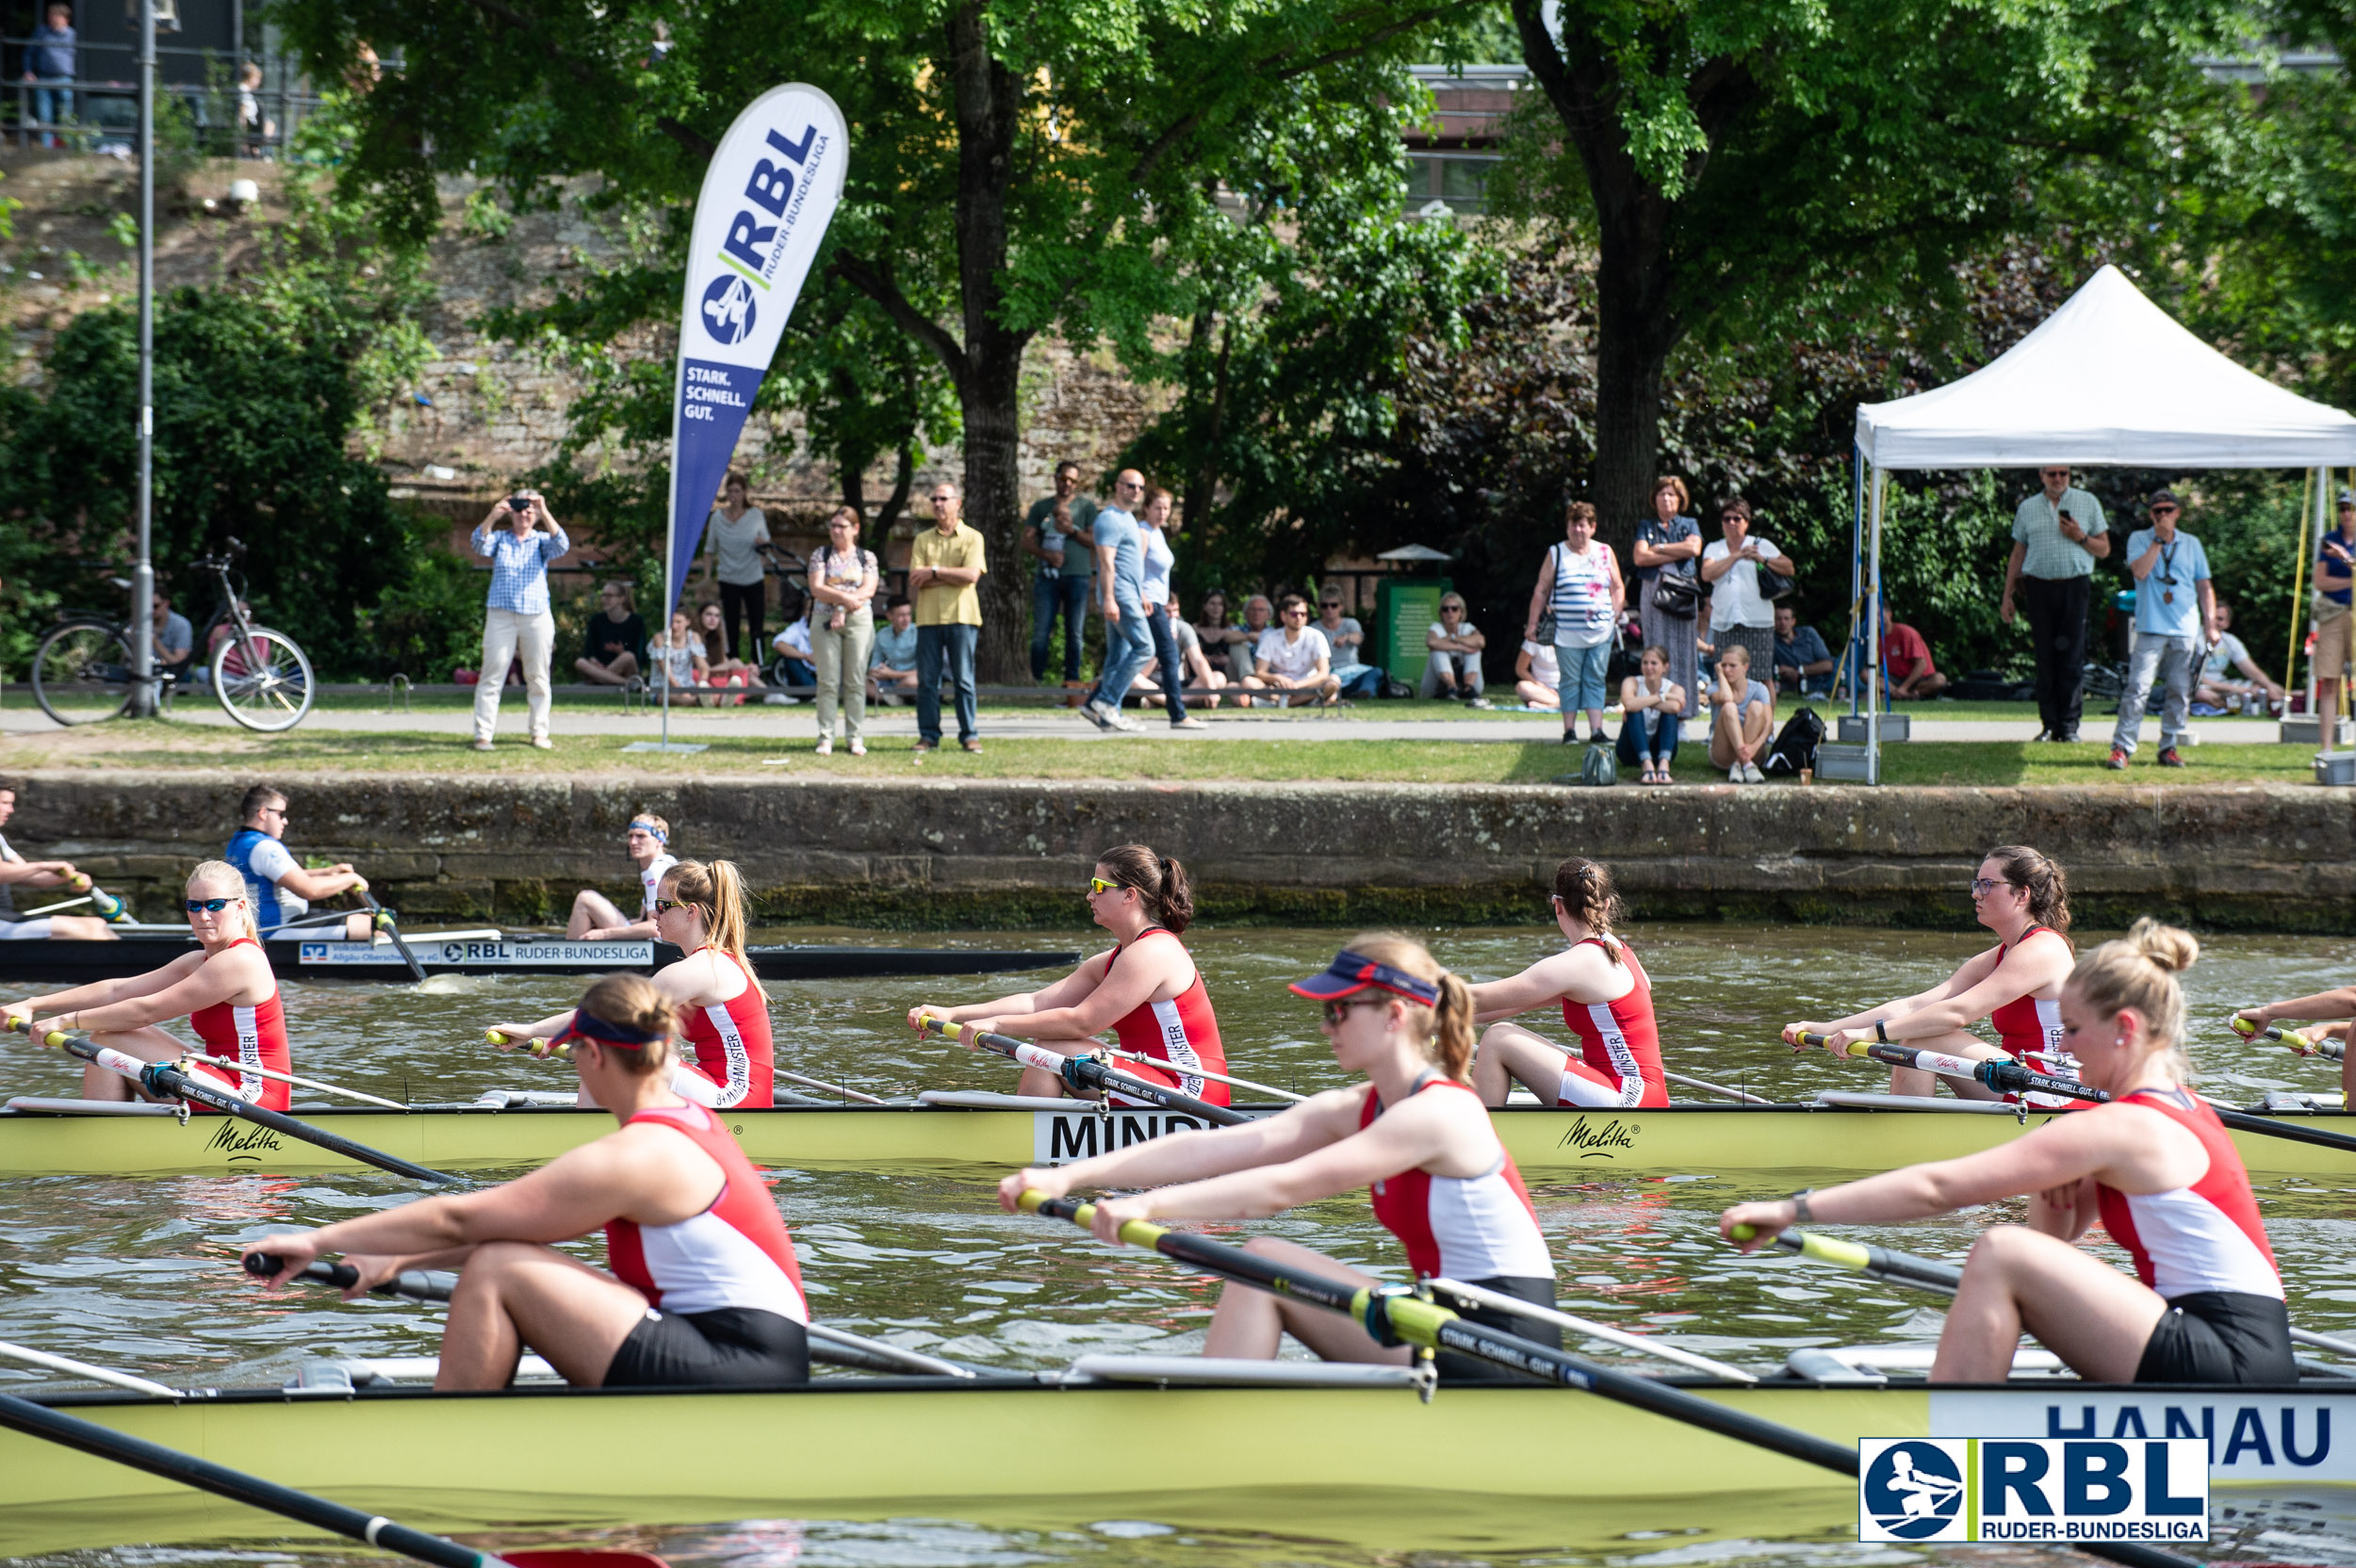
[469,488,570,753]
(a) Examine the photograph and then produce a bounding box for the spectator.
[25,4,73,150]
[2314,489,2356,730]
[1513,638,1559,709]
[1421,591,1486,702]
[1772,604,1834,699]
[1219,594,1275,694]
[648,609,709,704]
[237,60,275,154]
[2107,489,2212,770]
[1633,475,1704,717]
[1317,588,1386,699]
[2002,465,2110,742]
[574,580,646,687]
[1137,589,1226,711]
[1079,469,1152,731]
[1526,498,1622,741]
[1881,609,1950,699]
[1247,593,1340,706]
[1699,497,1792,699]
[697,599,767,697]
[868,595,921,705]
[908,479,987,754]
[153,592,193,685]
[1707,644,1775,784]
[2195,602,2283,716]
[1136,486,1205,729]
[467,488,567,752]
[1193,588,1242,680]
[1616,645,1686,784]
[808,504,880,755]
[698,471,773,667]
[768,593,814,694]
[1024,459,1097,683]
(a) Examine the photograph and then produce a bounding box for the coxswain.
[909,845,1226,1103]
[246,972,809,1390]
[225,785,372,941]
[1001,934,1559,1379]
[2,860,291,1110]
[0,786,123,941]
[567,813,678,940]
[1725,919,2295,1384]
[1468,857,1666,1108]
[2233,986,2356,1102]
[1787,844,2075,1101]
[491,858,773,1107]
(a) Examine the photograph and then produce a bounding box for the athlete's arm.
[652,948,746,1010]
[1001,1087,1363,1210]
[1792,951,1998,1043]
[12,950,214,1032]
[484,1007,581,1047]
[1903,935,2072,1037]
[1469,945,1623,1023]
[909,955,1107,1031]
[2027,1173,2102,1243]
[970,941,1182,1039]
[2237,987,2356,1032]
[0,858,77,888]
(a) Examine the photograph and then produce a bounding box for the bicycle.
[30,539,316,732]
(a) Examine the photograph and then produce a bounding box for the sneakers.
[1742,760,1766,783]
[763,693,794,706]
[2158,745,2185,768]
[1466,695,1494,710]
[914,740,937,754]
[815,735,833,757]
[848,738,867,756]
[1170,716,1207,730]
[469,738,495,753]
[1728,763,1745,784]
[961,738,983,753]
[1081,700,1114,730]
[530,736,552,751]
[2105,747,2130,770]
[1107,710,1142,732]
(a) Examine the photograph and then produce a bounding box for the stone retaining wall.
[7,773,2351,932]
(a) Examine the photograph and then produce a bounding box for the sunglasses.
[184,897,236,913]
[1087,876,1123,895]
[2151,507,2179,516]
[652,898,702,913]
[1320,997,1387,1024]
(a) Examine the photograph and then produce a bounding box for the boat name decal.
[1557,1117,1638,1158]
[1932,1392,2342,1478]
[298,940,655,969]
[1035,1111,1210,1164]
[205,1121,285,1161]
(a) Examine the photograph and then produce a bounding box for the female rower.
[2,860,290,1110]
[1786,844,2074,1100]
[488,858,774,1108]
[999,934,1557,1379]
[1468,857,1666,1108]
[1725,920,2294,1385]
[908,845,1226,1104]
[246,972,808,1390]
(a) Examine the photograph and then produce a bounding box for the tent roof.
[1855,266,2356,469]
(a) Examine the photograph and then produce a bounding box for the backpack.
[1762,706,1825,777]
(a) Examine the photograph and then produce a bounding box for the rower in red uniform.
[247,972,810,1390]
[1787,844,2077,1101]
[489,858,774,1108]
[4,860,292,1111]
[1001,934,1560,1380]
[910,844,1227,1104]
[1726,918,2294,1384]
[1468,857,1667,1108]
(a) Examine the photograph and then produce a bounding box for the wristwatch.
[1791,1189,1815,1225]
[1874,1019,1890,1043]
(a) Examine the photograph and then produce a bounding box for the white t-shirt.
[245,837,309,920]
[1703,537,1786,630]
[1139,522,1175,608]
[772,618,812,659]
[1255,625,1332,681]
[1520,639,1560,689]
[2201,631,2249,682]
[639,853,679,919]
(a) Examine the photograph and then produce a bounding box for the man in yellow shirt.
[908,480,989,752]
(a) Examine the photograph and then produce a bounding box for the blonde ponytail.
[1339,930,1473,1082]
[660,858,751,972]
[2069,917,2201,1081]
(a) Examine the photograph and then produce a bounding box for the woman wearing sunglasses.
[1786,845,2076,1102]
[1466,858,1667,1109]
[3,860,292,1110]
[998,933,1557,1379]
[908,845,1226,1104]
[487,858,774,1108]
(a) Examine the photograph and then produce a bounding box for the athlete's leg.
[79,1024,194,1102]
[1006,1036,1104,1100]
[1886,1030,2006,1100]
[1931,1224,2167,1383]
[46,914,117,941]
[1203,1236,1409,1365]
[1471,1021,1572,1107]
[566,889,629,939]
[436,1240,651,1390]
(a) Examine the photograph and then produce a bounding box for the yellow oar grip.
[352,876,369,893]
[69,874,89,890]
[484,1030,509,1045]
[1017,1187,1168,1248]
[1840,1039,1873,1057]
[1797,1233,1873,1270]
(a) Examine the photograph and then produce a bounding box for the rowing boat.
[0,1095,2345,1179]
[0,933,1076,984]
[0,1355,2343,1556]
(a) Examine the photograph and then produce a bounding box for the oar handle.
[484,1029,561,1058]
[1795,1031,1829,1049]
[242,1252,457,1303]
[924,1018,1247,1125]
[68,874,89,890]
[3,1016,70,1048]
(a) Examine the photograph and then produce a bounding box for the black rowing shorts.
[1435,1274,1562,1385]
[2135,1290,2296,1384]
[603,1305,810,1388]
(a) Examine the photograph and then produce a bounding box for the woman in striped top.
[1524,500,1624,744]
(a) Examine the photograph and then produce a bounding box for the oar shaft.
[0,1391,506,1568]
[1101,1045,1305,1102]
[1662,1070,1771,1105]
[1841,1039,2106,1103]
[178,1051,407,1110]
[17,894,92,918]
[354,883,428,984]
[917,1017,1247,1125]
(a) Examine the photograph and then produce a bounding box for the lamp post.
[126,0,157,716]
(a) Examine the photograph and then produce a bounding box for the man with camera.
[467,488,570,752]
[2001,465,2110,742]
[2106,489,2212,770]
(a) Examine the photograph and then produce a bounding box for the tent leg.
[1867,466,1886,785]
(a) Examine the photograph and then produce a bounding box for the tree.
[280,0,1471,678]
[1502,0,2253,540]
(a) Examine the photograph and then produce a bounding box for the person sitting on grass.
[1707,645,1774,784]
[768,593,814,695]
[1513,638,1560,710]
[867,595,921,706]
[1245,594,1341,708]
[1883,609,1950,699]
[1616,645,1685,786]
[576,581,646,688]
[1421,592,1487,704]
[647,610,711,706]
[2194,601,2283,716]
[1136,590,1227,712]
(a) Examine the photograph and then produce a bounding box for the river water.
[4,922,2353,1568]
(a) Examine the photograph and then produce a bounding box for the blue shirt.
[1092,506,1144,599]
[2318,524,2356,606]
[871,621,918,672]
[27,24,73,80]
[2125,528,2210,639]
[471,521,571,614]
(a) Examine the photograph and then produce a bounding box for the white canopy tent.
[1844,264,2356,781]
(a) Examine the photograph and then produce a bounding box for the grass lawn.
[8,725,2333,787]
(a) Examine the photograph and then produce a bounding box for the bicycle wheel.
[30,619,135,726]
[211,626,315,732]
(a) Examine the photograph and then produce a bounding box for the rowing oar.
[1801,1033,2356,1156]
[916,1016,1247,1125]
[1024,1191,2198,1568]
[177,1049,407,1110]
[485,1032,887,1104]
[17,893,90,918]
[0,1389,514,1568]
[352,876,427,984]
[1100,1044,1304,1102]
[2232,1015,2347,1063]
[243,1254,988,1377]
[1664,1070,1771,1105]
[6,1020,457,1184]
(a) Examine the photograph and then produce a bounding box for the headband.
[628,819,669,845]
[1288,949,1442,1006]
[552,1006,666,1051]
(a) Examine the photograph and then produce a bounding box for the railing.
[2,38,322,157]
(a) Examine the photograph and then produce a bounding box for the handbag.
[1533,546,1558,644]
[1652,567,1701,620]
[1759,561,1796,602]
